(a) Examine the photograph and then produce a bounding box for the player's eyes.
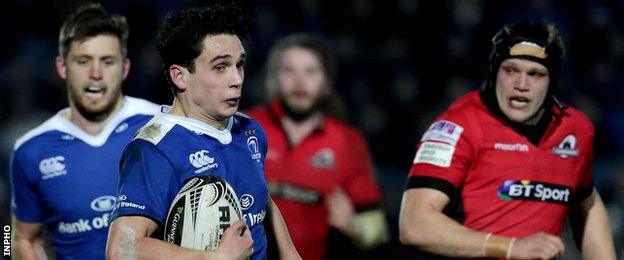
[236,60,245,70]
[214,64,227,72]
[528,71,547,78]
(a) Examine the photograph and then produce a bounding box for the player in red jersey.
[399,22,616,259]
[246,34,388,260]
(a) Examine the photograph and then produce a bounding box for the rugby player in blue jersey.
[106,2,299,260]
[10,3,158,260]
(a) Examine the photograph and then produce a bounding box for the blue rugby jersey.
[111,107,269,260]
[10,97,159,260]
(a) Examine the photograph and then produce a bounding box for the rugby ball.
[164,175,243,251]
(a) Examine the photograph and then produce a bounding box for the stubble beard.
[68,82,123,122]
[280,92,326,122]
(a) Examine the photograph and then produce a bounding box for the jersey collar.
[158,105,234,145]
[45,97,153,147]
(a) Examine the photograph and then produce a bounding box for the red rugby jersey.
[408,91,594,237]
[246,101,381,260]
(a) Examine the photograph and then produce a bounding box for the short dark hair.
[265,34,337,99]
[155,2,250,93]
[59,3,128,58]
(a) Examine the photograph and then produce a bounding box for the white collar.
[157,105,233,145]
[14,96,158,149]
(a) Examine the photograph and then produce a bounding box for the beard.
[67,82,123,122]
[279,92,326,122]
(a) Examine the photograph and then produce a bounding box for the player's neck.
[281,112,323,146]
[169,98,229,130]
[67,98,125,136]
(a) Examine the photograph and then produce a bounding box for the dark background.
[1,0,622,258]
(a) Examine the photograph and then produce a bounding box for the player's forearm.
[107,217,218,260]
[399,208,492,257]
[269,200,301,260]
[13,237,46,260]
[107,235,214,260]
[12,218,47,260]
[399,189,513,258]
[575,193,616,260]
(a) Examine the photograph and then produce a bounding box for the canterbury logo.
[188,150,215,168]
[39,156,67,179]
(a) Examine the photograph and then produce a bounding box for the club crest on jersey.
[189,150,218,174]
[39,155,67,180]
[309,148,335,169]
[498,180,571,205]
[247,136,262,162]
[421,120,464,146]
[552,135,579,158]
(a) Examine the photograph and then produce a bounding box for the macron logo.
[39,156,67,180]
[494,143,529,152]
[189,150,218,174]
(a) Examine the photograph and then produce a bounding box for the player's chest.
[35,150,119,222]
[469,128,587,201]
[176,140,268,224]
[264,140,344,194]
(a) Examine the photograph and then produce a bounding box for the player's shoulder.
[234,112,268,138]
[420,92,485,146]
[431,91,483,125]
[445,91,484,117]
[121,96,160,118]
[13,114,66,152]
[240,107,273,127]
[234,111,263,128]
[560,105,594,133]
[133,114,177,146]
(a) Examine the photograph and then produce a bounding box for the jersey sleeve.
[111,140,176,225]
[10,151,44,222]
[574,125,595,202]
[406,114,478,197]
[342,130,381,209]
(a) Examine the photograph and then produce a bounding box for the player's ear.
[56,56,67,80]
[169,64,188,91]
[122,58,131,80]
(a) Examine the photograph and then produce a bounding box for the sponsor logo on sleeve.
[413,142,455,167]
[498,180,571,204]
[552,135,579,158]
[240,194,254,210]
[189,150,218,174]
[243,209,266,227]
[421,120,464,146]
[115,194,146,211]
[39,156,67,180]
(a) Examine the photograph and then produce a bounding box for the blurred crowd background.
[1,0,622,258]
